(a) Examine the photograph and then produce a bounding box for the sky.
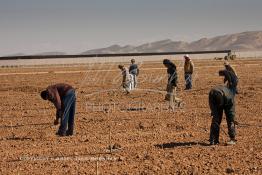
[0,0,261,56]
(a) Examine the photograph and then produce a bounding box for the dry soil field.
[0,58,261,174]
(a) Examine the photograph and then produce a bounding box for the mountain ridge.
[81,31,262,54]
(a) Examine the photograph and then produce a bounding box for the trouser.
[129,74,135,90]
[231,87,238,95]
[132,74,137,88]
[184,73,192,89]
[165,84,181,108]
[58,89,76,135]
[123,81,132,93]
[209,90,235,143]
[123,80,131,93]
[123,74,135,93]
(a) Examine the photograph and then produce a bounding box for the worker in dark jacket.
[40,83,76,136]
[209,85,236,145]
[129,59,139,88]
[219,70,238,95]
[224,61,237,76]
[163,59,182,111]
[224,61,239,94]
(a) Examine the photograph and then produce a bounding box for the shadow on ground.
[154,141,210,149]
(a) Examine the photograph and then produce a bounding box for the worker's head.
[118,64,124,70]
[131,59,135,64]
[163,59,171,68]
[184,54,190,61]
[40,90,48,100]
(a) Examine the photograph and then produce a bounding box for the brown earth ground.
[0,58,261,174]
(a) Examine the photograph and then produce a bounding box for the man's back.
[211,85,234,106]
[129,64,138,75]
[47,83,74,98]
[167,63,177,86]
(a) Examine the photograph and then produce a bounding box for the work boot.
[56,130,66,137]
[210,141,219,145]
[227,139,236,145]
[210,139,219,145]
[66,130,74,136]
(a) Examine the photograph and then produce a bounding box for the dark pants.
[209,90,235,144]
[184,73,192,89]
[230,87,238,95]
[58,90,76,136]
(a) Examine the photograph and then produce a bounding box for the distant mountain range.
[81,31,262,54]
[5,51,66,57]
[4,31,262,57]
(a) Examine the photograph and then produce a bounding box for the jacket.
[184,60,194,74]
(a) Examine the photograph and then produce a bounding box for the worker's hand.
[54,118,59,125]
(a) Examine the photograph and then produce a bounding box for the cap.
[184,54,189,58]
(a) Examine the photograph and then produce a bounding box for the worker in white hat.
[184,55,194,90]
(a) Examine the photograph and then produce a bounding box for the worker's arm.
[190,62,194,74]
[224,77,227,84]
[47,87,62,123]
[54,91,62,120]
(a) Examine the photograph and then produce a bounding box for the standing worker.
[118,64,133,94]
[163,59,182,111]
[184,55,194,90]
[40,83,76,136]
[129,59,139,88]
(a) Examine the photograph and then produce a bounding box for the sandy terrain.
[0,58,261,174]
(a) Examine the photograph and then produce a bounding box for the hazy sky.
[0,0,261,56]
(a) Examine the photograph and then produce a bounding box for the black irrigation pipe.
[0,50,231,60]
[1,136,33,141]
[0,122,51,129]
